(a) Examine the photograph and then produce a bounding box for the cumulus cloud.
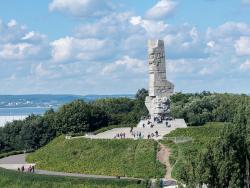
[0,19,50,61]
[145,0,177,20]
[75,12,140,39]
[130,16,168,37]
[7,19,17,27]
[2,8,250,94]
[49,0,113,17]
[0,43,37,60]
[235,37,250,56]
[205,22,250,56]
[51,36,116,62]
[101,56,146,75]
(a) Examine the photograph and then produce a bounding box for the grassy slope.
[27,136,165,179]
[161,122,226,180]
[0,168,145,188]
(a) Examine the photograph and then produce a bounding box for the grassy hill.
[27,137,165,179]
[161,122,226,180]
[0,167,145,188]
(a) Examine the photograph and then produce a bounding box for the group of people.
[141,120,155,128]
[114,132,126,139]
[113,125,160,140]
[147,131,159,139]
[18,165,35,173]
[131,130,143,139]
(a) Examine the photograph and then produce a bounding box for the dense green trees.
[0,114,56,152]
[171,92,250,126]
[0,90,148,153]
[172,96,250,187]
[55,100,109,134]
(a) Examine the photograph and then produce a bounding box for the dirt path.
[157,143,172,179]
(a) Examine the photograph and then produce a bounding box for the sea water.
[0,107,53,127]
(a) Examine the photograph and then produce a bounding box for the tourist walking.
[155,131,159,137]
[21,166,24,172]
[147,134,151,139]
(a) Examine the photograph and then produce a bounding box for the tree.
[55,100,109,134]
[195,124,248,187]
[135,88,148,101]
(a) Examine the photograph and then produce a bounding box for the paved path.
[0,154,35,170]
[35,169,139,180]
[0,154,26,164]
[0,154,142,180]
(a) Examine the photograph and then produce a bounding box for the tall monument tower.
[145,40,174,121]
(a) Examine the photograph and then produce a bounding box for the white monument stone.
[145,40,174,122]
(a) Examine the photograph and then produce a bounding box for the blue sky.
[0,0,250,95]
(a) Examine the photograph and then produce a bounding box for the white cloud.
[130,16,168,37]
[240,60,250,71]
[51,36,73,62]
[22,31,46,42]
[205,22,250,56]
[206,22,250,40]
[130,16,142,26]
[146,0,177,20]
[101,56,146,75]
[7,19,17,27]
[234,37,250,56]
[168,59,195,74]
[51,36,115,62]
[207,41,215,48]
[0,19,50,62]
[49,0,113,17]
[0,43,40,60]
[2,13,250,94]
[75,12,139,39]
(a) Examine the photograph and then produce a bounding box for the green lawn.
[161,122,226,180]
[27,136,165,179]
[0,168,146,188]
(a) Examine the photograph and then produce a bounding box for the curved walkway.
[0,154,142,180]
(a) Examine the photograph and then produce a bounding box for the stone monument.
[145,40,174,122]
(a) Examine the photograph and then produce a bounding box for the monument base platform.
[84,119,187,140]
